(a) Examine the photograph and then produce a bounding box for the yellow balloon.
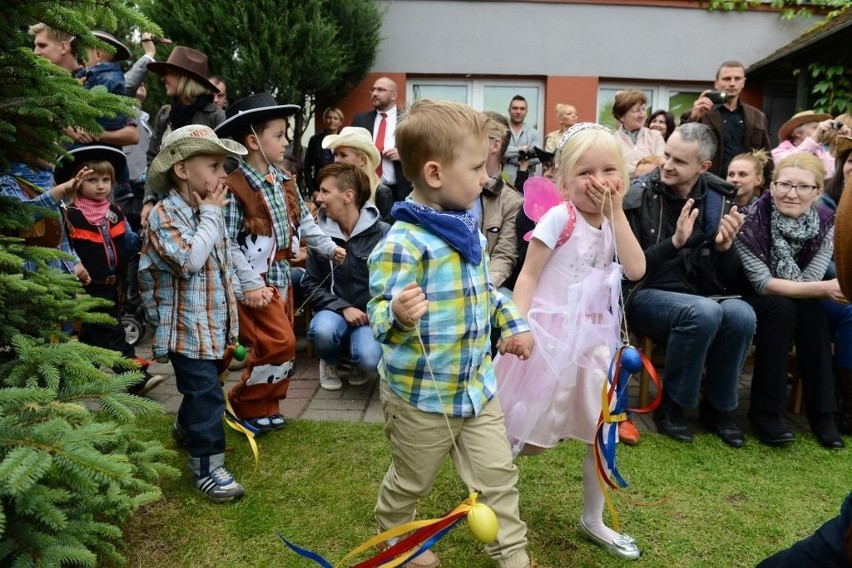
[467,502,499,543]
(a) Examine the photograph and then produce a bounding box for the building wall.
[325,1,809,135]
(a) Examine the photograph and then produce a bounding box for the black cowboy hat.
[214,93,301,139]
[91,31,131,61]
[54,145,127,185]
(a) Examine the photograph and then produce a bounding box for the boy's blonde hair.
[67,160,116,201]
[773,153,826,191]
[396,100,490,183]
[556,125,629,194]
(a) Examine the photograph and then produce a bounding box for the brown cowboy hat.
[835,135,852,159]
[147,46,220,93]
[778,110,832,142]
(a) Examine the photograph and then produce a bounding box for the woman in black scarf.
[141,46,225,226]
[735,153,846,449]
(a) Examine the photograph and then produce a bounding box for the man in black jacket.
[623,123,756,447]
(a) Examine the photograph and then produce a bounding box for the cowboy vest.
[14,177,63,248]
[65,204,129,281]
[224,168,301,261]
[737,191,834,270]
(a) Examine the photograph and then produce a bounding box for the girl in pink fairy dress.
[495,123,646,560]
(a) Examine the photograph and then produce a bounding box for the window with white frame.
[597,84,704,131]
[408,78,546,131]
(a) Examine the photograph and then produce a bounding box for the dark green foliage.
[139,0,382,160]
[1,3,178,566]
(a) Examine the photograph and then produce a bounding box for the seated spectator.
[304,107,343,192]
[480,111,524,291]
[612,90,665,178]
[322,126,393,223]
[726,149,769,208]
[646,110,676,142]
[623,123,755,447]
[633,155,662,181]
[544,103,578,152]
[303,163,389,391]
[771,110,838,177]
[734,153,845,449]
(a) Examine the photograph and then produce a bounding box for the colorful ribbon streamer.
[594,344,662,530]
[280,493,484,567]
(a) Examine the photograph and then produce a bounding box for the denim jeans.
[822,299,852,369]
[308,309,382,373]
[169,352,226,477]
[627,289,756,411]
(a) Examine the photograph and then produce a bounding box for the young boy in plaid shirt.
[367,100,537,568]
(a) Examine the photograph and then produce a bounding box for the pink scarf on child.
[74,196,111,226]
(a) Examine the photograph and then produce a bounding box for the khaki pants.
[375,381,530,568]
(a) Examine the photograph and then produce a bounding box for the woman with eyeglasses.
[734,153,846,449]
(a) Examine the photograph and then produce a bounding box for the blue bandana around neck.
[392,200,482,265]
[7,162,55,192]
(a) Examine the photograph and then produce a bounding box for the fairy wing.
[522,176,563,242]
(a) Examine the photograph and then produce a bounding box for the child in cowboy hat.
[138,124,247,502]
[321,126,394,223]
[80,31,131,133]
[213,92,344,432]
[141,46,225,227]
[53,145,164,395]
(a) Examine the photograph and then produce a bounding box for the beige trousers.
[375,381,530,568]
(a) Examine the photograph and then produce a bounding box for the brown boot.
[837,368,852,435]
[376,540,440,568]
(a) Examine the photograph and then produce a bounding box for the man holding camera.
[689,60,770,180]
[502,95,542,181]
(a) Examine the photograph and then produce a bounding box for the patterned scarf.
[75,195,111,226]
[769,201,820,281]
[392,200,482,265]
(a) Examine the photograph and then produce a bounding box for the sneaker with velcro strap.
[193,466,245,503]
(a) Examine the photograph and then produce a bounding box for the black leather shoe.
[748,410,795,447]
[653,401,693,443]
[809,413,846,450]
[699,400,745,448]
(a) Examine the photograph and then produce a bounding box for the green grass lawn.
[121,415,851,567]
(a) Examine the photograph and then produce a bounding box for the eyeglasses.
[370,87,394,93]
[771,181,818,197]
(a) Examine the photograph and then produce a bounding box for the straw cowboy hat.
[778,110,832,142]
[147,125,247,193]
[321,126,380,171]
[147,46,220,93]
[53,145,127,185]
[835,135,852,159]
[214,93,300,139]
[90,31,130,61]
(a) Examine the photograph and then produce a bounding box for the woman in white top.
[611,90,665,178]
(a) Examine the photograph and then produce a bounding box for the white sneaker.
[319,359,342,391]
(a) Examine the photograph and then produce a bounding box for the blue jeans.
[822,300,852,370]
[627,289,756,411]
[169,352,226,477]
[308,309,382,372]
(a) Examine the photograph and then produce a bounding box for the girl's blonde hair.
[68,160,116,202]
[773,152,826,190]
[729,149,769,186]
[556,126,629,196]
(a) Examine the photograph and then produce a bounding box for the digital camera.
[706,91,729,105]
